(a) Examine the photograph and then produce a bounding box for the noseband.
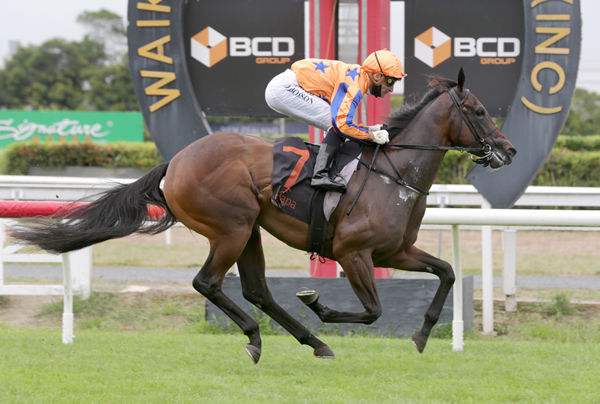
[447,87,497,166]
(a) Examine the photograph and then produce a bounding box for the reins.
[384,143,483,153]
[346,86,496,216]
[346,144,380,215]
[386,88,493,155]
[346,146,429,216]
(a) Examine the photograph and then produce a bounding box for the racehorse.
[11,70,515,363]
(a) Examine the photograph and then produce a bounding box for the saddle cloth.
[271,137,361,224]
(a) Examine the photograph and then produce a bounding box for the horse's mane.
[386,76,457,137]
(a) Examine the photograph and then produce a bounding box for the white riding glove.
[372,129,390,145]
[368,124,385,131]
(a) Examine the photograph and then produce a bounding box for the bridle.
[446,87,497,166]
[346,86,498,215]
[386,86,496,165]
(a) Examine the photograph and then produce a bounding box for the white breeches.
[265,69,332,131]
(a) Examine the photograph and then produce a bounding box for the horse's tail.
[10,162,177,254]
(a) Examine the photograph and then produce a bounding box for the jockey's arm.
[330,83,387,143]
[330,84,369,140]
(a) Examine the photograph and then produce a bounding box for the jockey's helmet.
[362,50,407,81]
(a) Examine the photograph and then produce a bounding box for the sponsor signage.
[128,0,210,161]
[405,0,580,208]
[184,0,304,116]
[466,0,581,208]
[128,0,304,160]
[405,0,524,117]
[0,110,143,147]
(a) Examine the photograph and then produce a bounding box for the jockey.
[265,49,406,192]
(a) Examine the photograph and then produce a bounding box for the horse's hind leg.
[380,245,455,353]
[237,225,334,359]
[192,232,263,363]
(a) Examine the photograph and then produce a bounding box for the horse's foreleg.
[192,235,264,363]
[237,226,334,359]
[380,246,455,353]
[299,250,383,324]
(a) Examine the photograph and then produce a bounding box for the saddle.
[271,137,361,255]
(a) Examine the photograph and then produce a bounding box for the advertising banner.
[128,0,210,161]
[405,0,524,117]
[184,0,305,116]
[0,110,143,147]
[404,0,580,208]
[128,0,305,160]
[466,0,581,208]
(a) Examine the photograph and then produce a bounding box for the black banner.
[404,0,580,208]
[127,0,211,161]
[466,0,581,208]
[128,0,305,160]
[405,0,524,117]
[184,0,305,116]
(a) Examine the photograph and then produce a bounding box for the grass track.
[1,326,599,403]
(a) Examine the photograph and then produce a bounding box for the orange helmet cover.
[362,49,407,79]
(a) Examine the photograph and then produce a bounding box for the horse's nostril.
[502,147,517,165]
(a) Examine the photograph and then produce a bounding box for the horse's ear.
[457,68,466,92]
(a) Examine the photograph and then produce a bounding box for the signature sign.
[0,110,143,146]
[0,118,110,141]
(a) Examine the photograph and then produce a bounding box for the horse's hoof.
[314,344,335,359]
[411,332,427,354]
[296,289,319,305]
[245,344,261,364]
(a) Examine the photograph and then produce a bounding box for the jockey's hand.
[371,129,390,145]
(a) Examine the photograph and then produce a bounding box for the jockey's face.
[369,73,396,98]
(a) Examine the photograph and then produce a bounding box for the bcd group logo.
[191,26,295,68]
[414,27,452,68]
[191,27,228,68]
[414,26,521,67]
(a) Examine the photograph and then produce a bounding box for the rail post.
[451,224,464,351]
[67,247,92,300]
[481,200,495,335]
[61,253,74,344]
[503,229,517,312]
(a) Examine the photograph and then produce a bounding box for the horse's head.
[446,68,516,169]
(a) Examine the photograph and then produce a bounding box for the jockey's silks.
[291,59,370,140]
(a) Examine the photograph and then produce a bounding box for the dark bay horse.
[11,70,515,363]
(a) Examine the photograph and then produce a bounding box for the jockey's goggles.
[384,76,401,86]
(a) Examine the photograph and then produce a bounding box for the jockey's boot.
[310,144,346,193]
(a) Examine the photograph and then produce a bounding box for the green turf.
[1,326,599,403]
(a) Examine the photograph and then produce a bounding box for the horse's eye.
[475,108,485,117]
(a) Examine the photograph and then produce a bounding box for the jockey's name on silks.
[291,59,370,140]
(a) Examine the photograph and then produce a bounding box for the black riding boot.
[311,144,346,193]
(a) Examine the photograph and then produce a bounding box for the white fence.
[0,220,92,299]
[422,208,600,351]
[0,176,105,344]
[425,185,600,339]
[3,175,597,207]
[0,219,90,344]
[426,183,600,208]
[1,175,599,349]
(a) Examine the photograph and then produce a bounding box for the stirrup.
[310,176,346,193]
